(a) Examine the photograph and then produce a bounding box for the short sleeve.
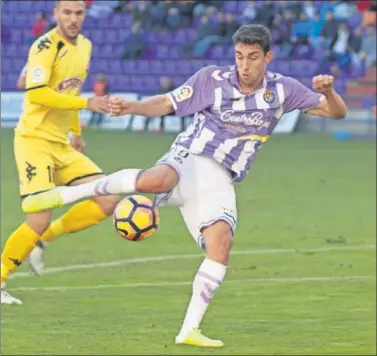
[26,36,55,90]
[282,77,325,113]
[166,67,214,117]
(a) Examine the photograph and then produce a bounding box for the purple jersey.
[167,65,324,183]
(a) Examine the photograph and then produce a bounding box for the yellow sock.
[40,200,108,243]
[1,223,40,284]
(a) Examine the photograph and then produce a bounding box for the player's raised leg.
[28,179,119,275]
[22,164,179,214]
[1,210,52,304]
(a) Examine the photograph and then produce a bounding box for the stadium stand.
[1,0,376,114]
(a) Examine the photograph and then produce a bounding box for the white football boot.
[28,241,48,276]
[1,285,22,305]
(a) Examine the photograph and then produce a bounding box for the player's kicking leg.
[28,174,119,276]
[22,165,179,214]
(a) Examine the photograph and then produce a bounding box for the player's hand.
[109,96,131,116]
[70,135,86,153]
[87,96,109,114]
[312,75,335,94]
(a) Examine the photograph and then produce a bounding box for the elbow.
[332,110,347,120]
[26,88,44,105]
[17,80,26,91]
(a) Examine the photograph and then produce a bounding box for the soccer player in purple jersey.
[22,25,347,347]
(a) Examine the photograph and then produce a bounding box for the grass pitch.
[1,128,375,355]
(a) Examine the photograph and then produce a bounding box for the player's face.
[235,43,273,89]
[54,1,86,41]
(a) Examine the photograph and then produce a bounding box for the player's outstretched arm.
[307,75,347,120]
[109,95,174,117]
[27,86,109,113]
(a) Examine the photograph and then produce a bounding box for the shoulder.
[79,34,92,49]
[268,72,309,93]
[29,30,62,58]
[195,65,233,81]
[29,32,55,53]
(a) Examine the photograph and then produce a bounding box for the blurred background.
[1,0,376,137]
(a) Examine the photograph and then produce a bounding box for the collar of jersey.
[229,66,275,97]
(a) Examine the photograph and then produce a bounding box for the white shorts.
[155,146,237,249]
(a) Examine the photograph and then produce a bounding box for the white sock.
[60,169,141,204]
[176,258,227,340]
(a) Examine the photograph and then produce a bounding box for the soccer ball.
[113,195,159,241]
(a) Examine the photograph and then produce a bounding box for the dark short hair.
[232,25,271,53]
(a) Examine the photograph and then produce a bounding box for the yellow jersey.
[16,28,91,144]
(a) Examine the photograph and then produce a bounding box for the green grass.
[1,128,376,355]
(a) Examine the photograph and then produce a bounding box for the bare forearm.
[130,95,174,117]
[325,89,347,120]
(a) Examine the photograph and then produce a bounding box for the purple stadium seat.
[190,59,205,72]
[4,0,19,12]
[291,60,318,77]
[176,60,192,76]
[10,29,23,44]
[4,44,18,58]
[209,45,225,60]
[174,30,188,45]
[100,44,114,59]
[293,45,314,60]
[149,60,163,75]
[2,58,13,73]
[0,0,358,96]
[136,60,150,74]
[223,1,238,13]
[18,44,30,58]
[122,60,137,74]
[20,1,33,12]
[155,45,170,59]
[161,59,177,75]
[106,59,123,75]
[274,61,291,76]
[14,14,29,28]
[103,29,119,44]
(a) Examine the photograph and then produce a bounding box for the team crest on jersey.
[172,85,193,102]
[263,90,275,104]
[57,77,83,92]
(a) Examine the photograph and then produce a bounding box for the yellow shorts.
[14,135,103,198]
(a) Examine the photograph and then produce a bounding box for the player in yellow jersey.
[1,0,120,305]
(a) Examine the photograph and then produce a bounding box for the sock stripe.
[102,181,110,195]
[93,180,110,196]
[200,291,210,304]
[197,271,222,286]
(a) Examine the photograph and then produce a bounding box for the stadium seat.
[0,0,366,92]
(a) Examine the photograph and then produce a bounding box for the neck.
[57,27,78,45]
[238,75,265,94]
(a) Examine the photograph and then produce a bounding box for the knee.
[202,221,233,265]
[135,165,178,194]
[26,211,52,235]
[93,195,120,216]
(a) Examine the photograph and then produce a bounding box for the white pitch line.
[9,275,375,293]
[11,244,376,279]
